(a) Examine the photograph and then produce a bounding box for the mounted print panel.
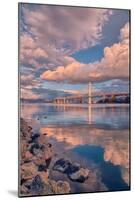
[19,3,130,197]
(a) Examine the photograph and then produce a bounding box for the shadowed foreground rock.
[20,118,70,196]
[53,158,90,183]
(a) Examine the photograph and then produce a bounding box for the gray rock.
[53,158,70,173]
[50,180,70,194]
[20,118,33,138]
[25,175,45,195]
[21,162,37,181]
[29,133,40,143]
[68,168,90,183]
[53,158,90,183]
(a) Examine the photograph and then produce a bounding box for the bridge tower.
[88,82,92,104]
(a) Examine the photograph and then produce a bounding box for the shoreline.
[19,118,95,196]
[21,102,130,108]
[19,118,71,196]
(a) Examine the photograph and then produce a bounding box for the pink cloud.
[20,34,48,68]
[41,23,129,83]
[23,6,112,51]
[119,22,129,44]
[20,73,41,90]
[20,6,112,70]
[21,88,41,100]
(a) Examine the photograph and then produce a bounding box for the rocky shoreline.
[19,118,96,196]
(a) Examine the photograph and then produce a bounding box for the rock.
[21,140,28,160]
[20,119,71,196]
[20,118,33,138]
[29,140,53,160]
[37,134,46,145]
[21,162,37,181]
[66,162,80,174]
[21,179,31,195]
[53,158,90,183]
[68,168,90,183]
[33,157,44,166]
[45,158,52,169]
[43,133,47,135]
[41,143,53,160]
[38,162,47,172]
[28,126,33,132]
[38,170,49,184]
[33,157,52,172]
[25,175,45,195]
[56,181,70,194]
[21,174,70,196]
[50,180,70,194]
[29,143,42,155]
[53,159,80,174]
[28,133,40,144]
[53,158,70,173]
[24,151,33,161]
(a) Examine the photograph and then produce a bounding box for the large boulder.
[53,158,70,173]
[68,167,90,183]
[29,143,42,156]
[29,141,53,159]
[28,133,40,144]
[53,158,90,183]
[25,175,46,195]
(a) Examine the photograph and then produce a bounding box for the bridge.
[53,82,129,104]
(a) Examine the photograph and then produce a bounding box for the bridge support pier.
[88,82,92,105]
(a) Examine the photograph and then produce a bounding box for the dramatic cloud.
[119,22,129,44]
[20,34,49,68]
[22,5,112,51]
[20,72,42,90]
[19,4,129,99]
[19,5,113,70]
[41,23,129,83]
[20,74,34,85]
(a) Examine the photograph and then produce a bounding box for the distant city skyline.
[20,4,130,101]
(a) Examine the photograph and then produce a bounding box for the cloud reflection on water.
[40,125,129,186]
[21,103,130,190]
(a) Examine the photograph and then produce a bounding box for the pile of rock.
[53,158,90,183]
[20,118,70,196]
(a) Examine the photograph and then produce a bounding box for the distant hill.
[97,96,130,104]
[21,98,46,103]
[20,88,74,103]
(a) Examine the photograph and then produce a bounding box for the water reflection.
[21,103,130,192]
[21,103,129,129]
[73,145,129,190]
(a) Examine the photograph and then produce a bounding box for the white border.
[0,0,133,199]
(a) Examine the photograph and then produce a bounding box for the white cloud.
[119,22,129,44]
[41,23,129,83]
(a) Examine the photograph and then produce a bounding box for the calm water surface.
[21,103,130,193]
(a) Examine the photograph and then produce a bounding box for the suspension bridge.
[52,82,129,104]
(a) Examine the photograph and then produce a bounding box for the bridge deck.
[54,93,129,100]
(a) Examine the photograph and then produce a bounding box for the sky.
[19,3,130,100]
